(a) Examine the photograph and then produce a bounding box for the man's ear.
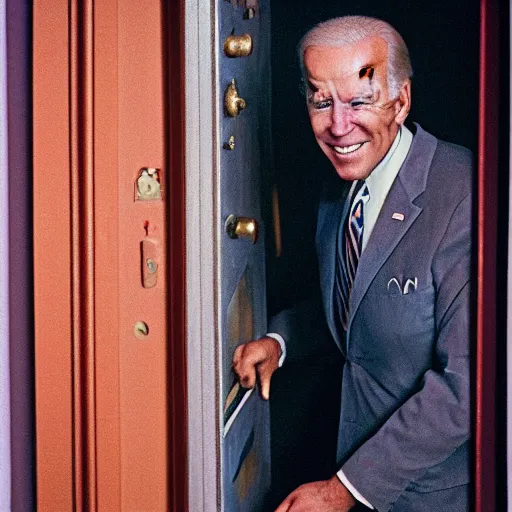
[394,80,411,125]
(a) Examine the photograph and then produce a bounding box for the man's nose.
[329,103,354,137]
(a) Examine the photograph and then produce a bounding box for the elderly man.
[233,16,471,512]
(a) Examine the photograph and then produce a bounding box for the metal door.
[218,1,272,510]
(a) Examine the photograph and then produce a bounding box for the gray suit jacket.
[270,125,473,511]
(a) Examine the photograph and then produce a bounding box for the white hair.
[298,16,413,98]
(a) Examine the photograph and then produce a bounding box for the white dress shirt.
[359,124,413,251]
[269,124,414,509]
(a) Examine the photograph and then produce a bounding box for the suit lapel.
[347,125,438,339]
[317,182,350,351]
[348,179,420,323]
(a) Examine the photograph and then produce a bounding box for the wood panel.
[94,0,121,509]
[33,1,73,509]
[117,1,169,508]
[33,1,184,509]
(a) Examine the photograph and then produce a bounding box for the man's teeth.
[333,143,363,154]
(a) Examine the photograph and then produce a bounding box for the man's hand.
[275,476,357,512]
[232,336,281,400]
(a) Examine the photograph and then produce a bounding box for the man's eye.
[351,100,367,108]
[311,99,332,110]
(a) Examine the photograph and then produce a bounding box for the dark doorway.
[266,1,480,508]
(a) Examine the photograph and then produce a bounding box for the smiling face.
[304,37,411,181]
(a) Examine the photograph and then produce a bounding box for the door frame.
[33,1,188,509]
[184,1,503,511]
[185,0,220,510]
[29,0,502,510]
[476,0,505,510]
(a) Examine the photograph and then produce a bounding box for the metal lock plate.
[136,168,161,201]
[141,238,159,288]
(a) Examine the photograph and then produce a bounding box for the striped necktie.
[335,180,370,331]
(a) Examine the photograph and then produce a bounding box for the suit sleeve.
[339,192,472,511]
[268,294,336,363]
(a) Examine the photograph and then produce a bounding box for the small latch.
[224,79,246,117]
[141,238,159,288]
[225,214,258,244]
[136,168,161,201]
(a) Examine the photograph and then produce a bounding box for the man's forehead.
[304,36,388,83]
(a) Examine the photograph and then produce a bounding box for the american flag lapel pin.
[392,213,405,221]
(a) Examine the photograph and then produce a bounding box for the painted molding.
[0,0,12,507]
[508,0,512,506]
[69,0,97,507]
[476,0,500,510]
[185,0,220,510]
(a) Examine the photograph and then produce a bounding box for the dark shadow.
[265,0,480,505]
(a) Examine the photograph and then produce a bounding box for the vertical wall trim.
[70,0,97,509]
[476,0,498,510]
[185,1,219,510]
[166,0,188,509]
[0,0,12,507]
[509,0,512,503]
[34,1,73,507]
[93,0,121,507]
[7,0,35,509]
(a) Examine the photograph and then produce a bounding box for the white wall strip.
[508,3,512,507]
[0,0,12,507]
[186,1,219,510]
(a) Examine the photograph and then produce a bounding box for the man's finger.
[232,339,277,391]
[239,363,257,389]
[258,362,274,400]
[274,495,293,512]
[232,345,255,387]
[237,344,265,375]
[232,344,244,365]
[260,374,271,400]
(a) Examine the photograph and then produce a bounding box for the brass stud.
[224,79,246,117]
[224,34,253,58]
[224,135,236,150]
